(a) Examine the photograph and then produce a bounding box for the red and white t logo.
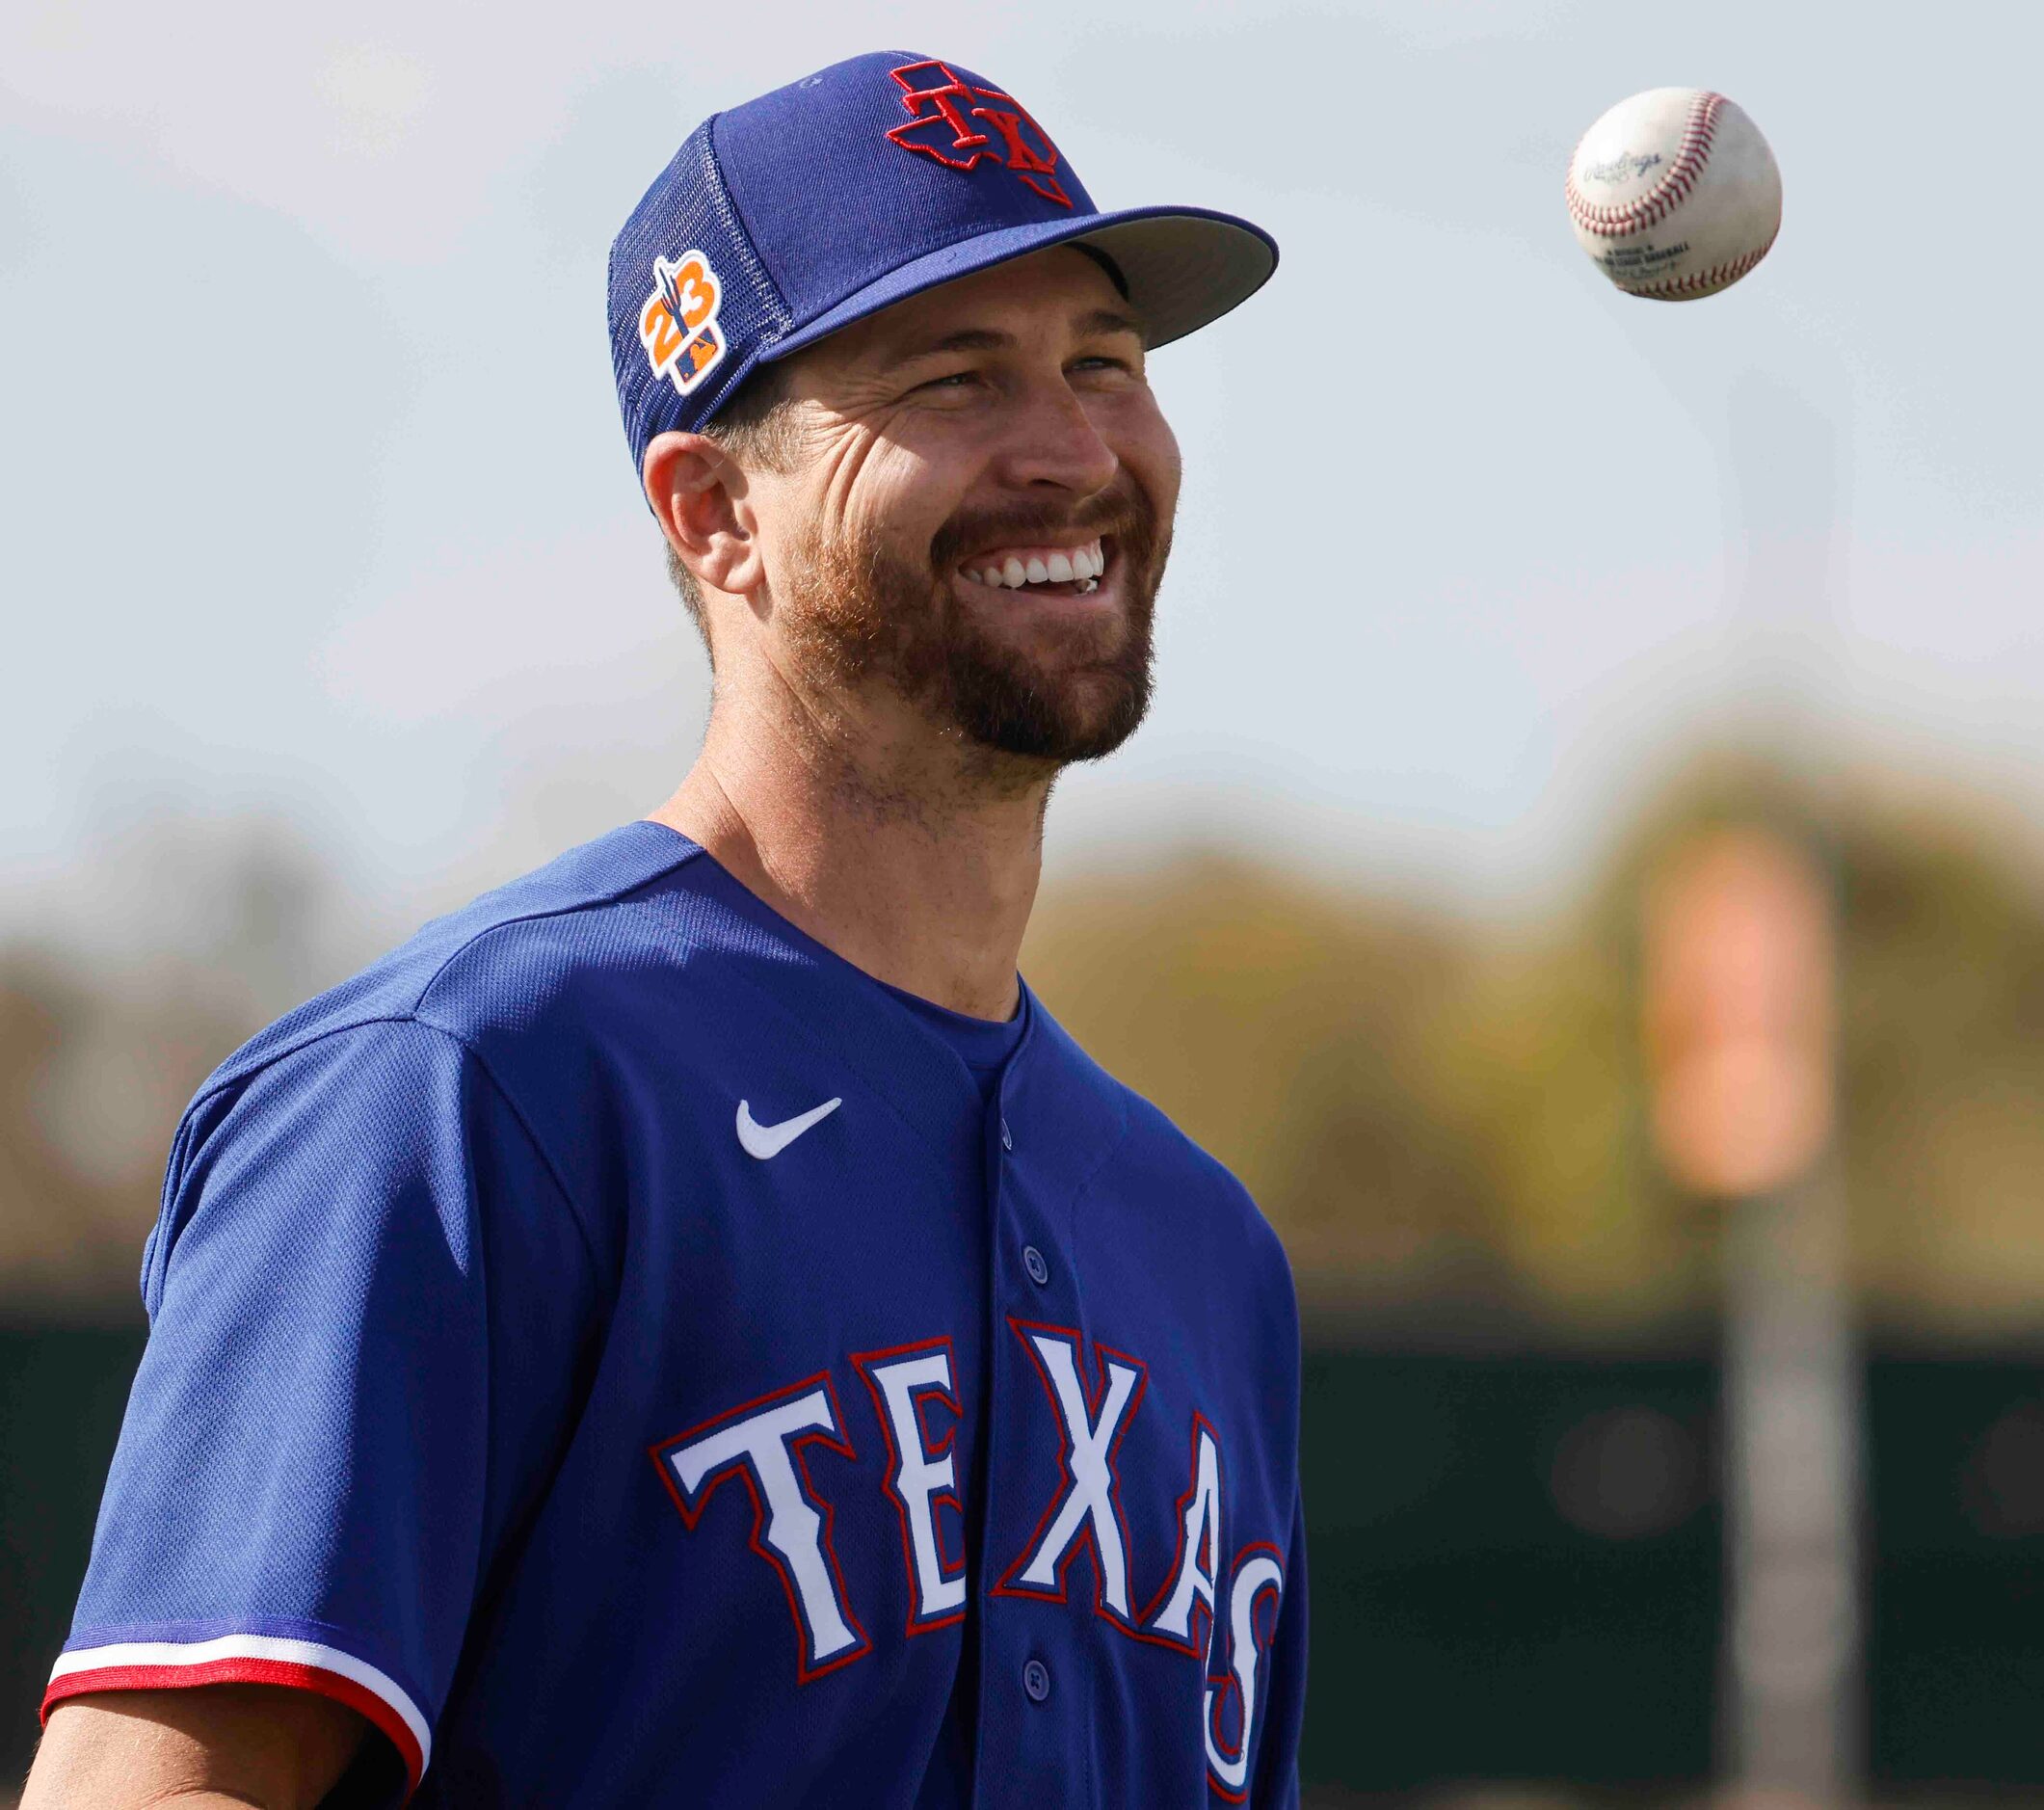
[651,1374,870,1681]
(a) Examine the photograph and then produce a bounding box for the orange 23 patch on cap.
[640,251,727,398]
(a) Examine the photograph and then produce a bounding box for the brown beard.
[774,480,1169,766]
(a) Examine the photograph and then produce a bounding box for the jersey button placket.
[985,1089,1075,1804]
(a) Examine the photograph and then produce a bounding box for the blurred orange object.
[1643,827,1835,1197]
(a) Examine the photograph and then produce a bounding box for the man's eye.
[920,371,979,391]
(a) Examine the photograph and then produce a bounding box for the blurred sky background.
[7,0,2042,961]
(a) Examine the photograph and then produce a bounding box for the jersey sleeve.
[42,1018,602,1797]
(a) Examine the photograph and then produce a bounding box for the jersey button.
[1022,1244,1050,1288]
[1000,1117,1014,1152]
[1022,1658,1051,1703]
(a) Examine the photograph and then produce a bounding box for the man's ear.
[643,432,762,598]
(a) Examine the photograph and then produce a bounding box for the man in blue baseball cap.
[30,53,1302,1808]
[614,49,1274,789]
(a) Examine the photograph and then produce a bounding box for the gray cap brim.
[763,204,1278,360]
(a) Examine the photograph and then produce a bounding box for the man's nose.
[992,380,1121,497]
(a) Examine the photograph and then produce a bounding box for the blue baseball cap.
[608,51,1278,479]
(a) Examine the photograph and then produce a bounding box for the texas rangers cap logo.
[883,59,1072,208]
[640,249,727,398]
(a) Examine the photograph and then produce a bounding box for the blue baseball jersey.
[48,823,1307,1806]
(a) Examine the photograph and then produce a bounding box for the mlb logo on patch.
[640,250,726,397]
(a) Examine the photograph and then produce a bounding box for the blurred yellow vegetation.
[1023,756,2044,1340]
[0,949,247,1315]
[7,758,2044,1336]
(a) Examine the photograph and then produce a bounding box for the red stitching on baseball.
[1565,92,1725,239]
[1618,228,1778,299]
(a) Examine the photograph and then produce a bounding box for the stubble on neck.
[654,638,1054,1020]
[652,490,1157,1016]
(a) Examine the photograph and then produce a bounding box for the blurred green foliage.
[7,754,2044,1334]
[1022,754,2044,1337]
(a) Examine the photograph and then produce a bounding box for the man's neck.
[648,681,1053,1021]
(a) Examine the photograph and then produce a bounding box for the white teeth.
[962,544,1106,590]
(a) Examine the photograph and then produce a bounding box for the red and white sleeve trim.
[44,1633,431,1791]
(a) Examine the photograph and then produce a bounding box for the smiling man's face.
[744,246,1182,767]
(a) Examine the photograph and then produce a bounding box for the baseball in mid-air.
[1565,89,1782,300]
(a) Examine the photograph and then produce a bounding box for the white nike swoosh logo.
[736,1096,842,1160]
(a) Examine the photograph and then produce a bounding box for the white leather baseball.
[1566,89,1782,300]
